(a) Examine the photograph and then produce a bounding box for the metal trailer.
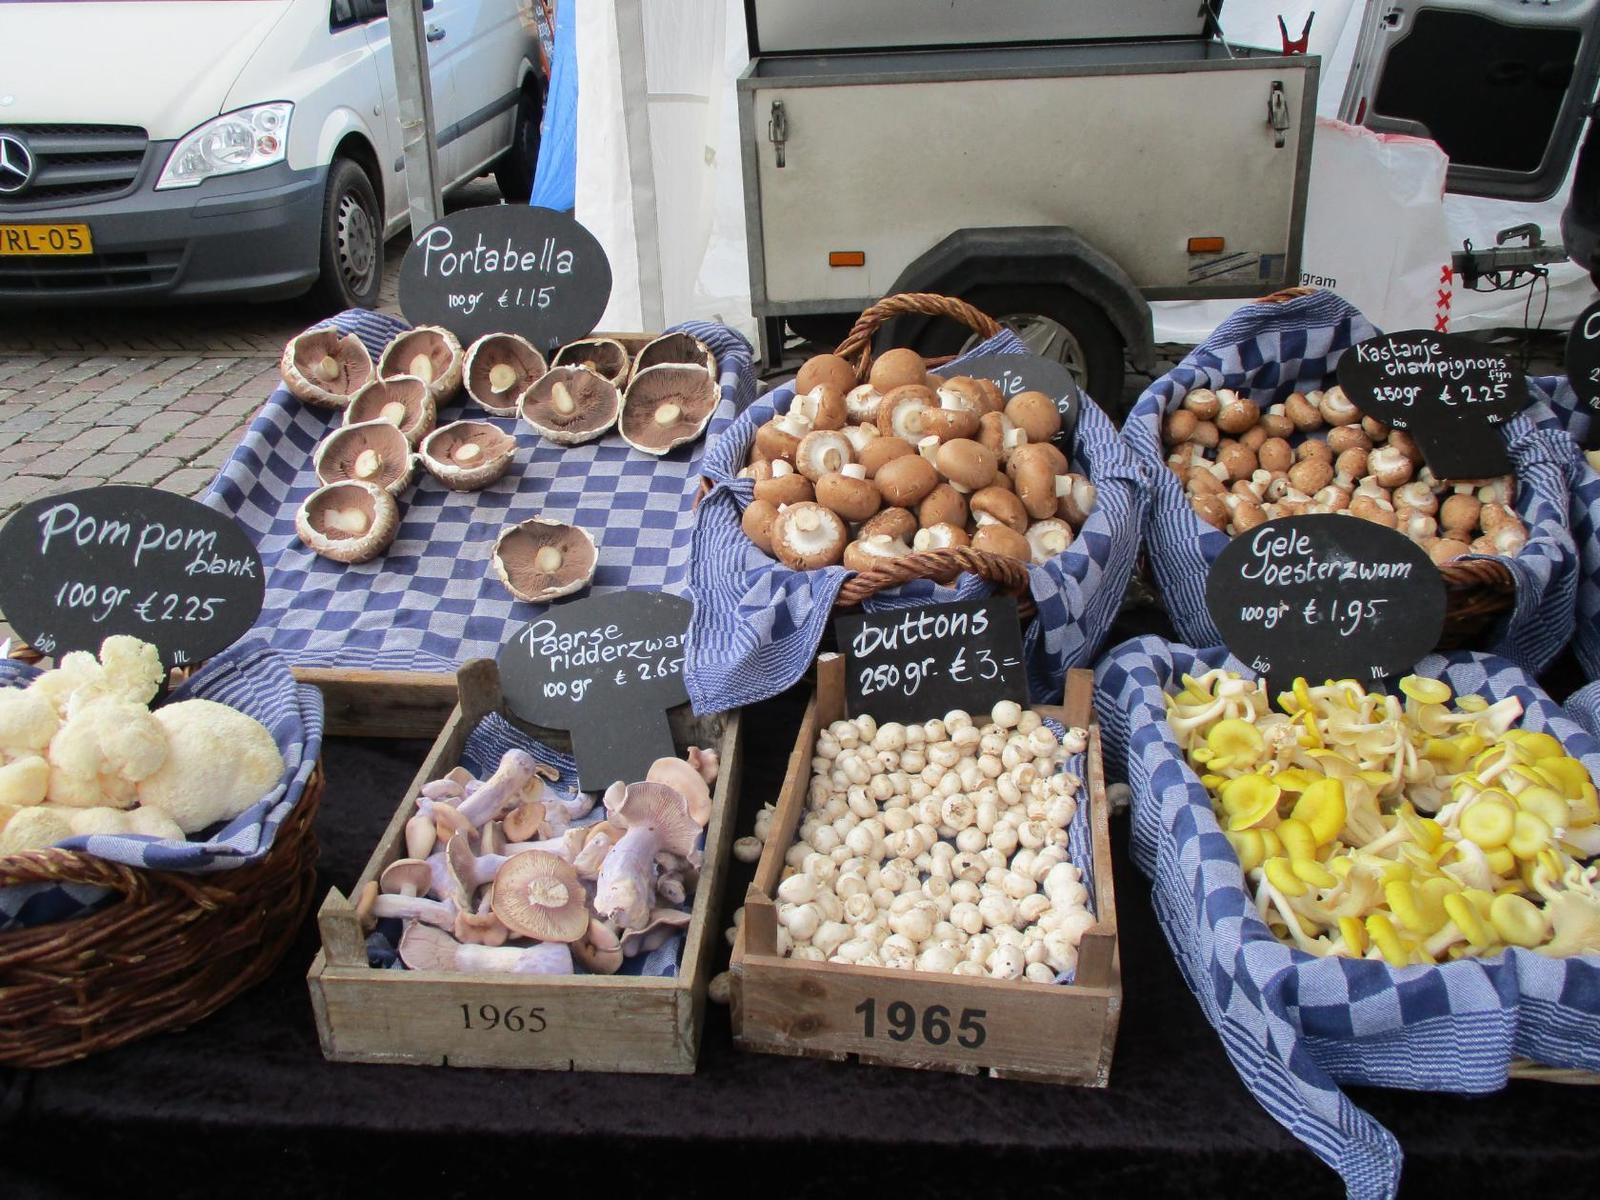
[737,1,1319,409]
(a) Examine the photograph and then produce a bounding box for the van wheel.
[309,158,383,314]
[495,83,543,202]
[905,285,1126,417]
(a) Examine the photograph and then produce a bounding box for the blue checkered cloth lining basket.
[685,330,1148,714]
[1094,635,1600,1200]
[0,638,325,932]
[203,310,758,673]
[367,712,686,978]
[1521,376,1600,681]
[1124,289,1579,676]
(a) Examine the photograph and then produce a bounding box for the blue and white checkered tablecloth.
[1125,290,1579,675]
[1522,376,1600,681]
[1095,636,1600,1200]
[685,330,1148,714]
[203,310,757,673]
[0,638,324,930]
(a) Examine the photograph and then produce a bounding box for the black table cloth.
[2,682,1598,1200]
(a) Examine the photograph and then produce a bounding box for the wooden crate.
[730,656,1120,1085]
[307,657,742,1073]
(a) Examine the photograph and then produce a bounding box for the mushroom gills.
[281,328,374,408]
[520,366,621,444]
[619,364,719,455]
[419,420,518,491]
[492,518,599,603]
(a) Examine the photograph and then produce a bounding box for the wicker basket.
[1169,285,1519,647]
[792,292,1038,614]
[0,644,322,1068]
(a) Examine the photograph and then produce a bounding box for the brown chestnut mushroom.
[971,522,1031,561]
[753,461,815,507]
[1215,390,1260,434]
[913,522,970,551]
[796,353,857,397]
[1217,443,1258,482]
[846,383,883,425]
[936,439,998,493]
[868,348,927,393]
[791,384,848,432]
[1024,517,1074,562]
[970,486,1028,533]
[918,482,968,530]
[1320,386,1360,426]
[1184,388,1221,420]
[874,453,940,508]
[770,503,848,570]
[1429,537,1473,565]
[1439,493,1481,536]
[1190,420,1220,449]
[1326,426,1372,455]
[1005,390,1063,444]
[858,435,915,477]
[843,533,914,573]
[1367,445,1415,489]
[815,467,882,522]
[876,384,939,440]
[741,498,781,554]
[1238,425,1270,452]
[752,410,814,463]
[860,507,917,542]
[794,430,855,482]
[1284,391,1322,432]
[1057,475,1097,527]
[1191,494,1230,530]
[1288,458,1333,494]
[1257,437,1293,474]
[1165,409,1199,446]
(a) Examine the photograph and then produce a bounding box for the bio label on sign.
[0,485,265,669]
[1204,514,1444,687]
[497,591,691,791]
[955,352,1080,444]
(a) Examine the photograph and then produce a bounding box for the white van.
[0,0,544,310]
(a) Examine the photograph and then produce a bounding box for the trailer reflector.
[828,251,866,267]
[1187,237,1226,254]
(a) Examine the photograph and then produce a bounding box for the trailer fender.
[888,227,1156,373]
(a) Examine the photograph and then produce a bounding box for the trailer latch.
[1267,82,1290,148]
[768,100,787,169]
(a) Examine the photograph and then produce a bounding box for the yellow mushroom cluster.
[1165,671,1600,966]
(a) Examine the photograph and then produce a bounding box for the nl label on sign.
[397,205,613,350]
[0,485,265,669]
[498,590,691,791]
[834,597,1027,725]
[1204,514,1444,688]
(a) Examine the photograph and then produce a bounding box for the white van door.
[363,0,466,223]
[1339,0,1600,201]
[435,0,533,180]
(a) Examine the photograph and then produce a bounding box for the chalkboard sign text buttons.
[1336,330,1525,480]
[398,206,612,350]
[1205,514,1444,686]
[834,597,1026,725]
[498,590,691,792]
[0,485,265,669]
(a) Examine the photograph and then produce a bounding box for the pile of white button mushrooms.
[356,745,718,975]
[719,701,1095,992]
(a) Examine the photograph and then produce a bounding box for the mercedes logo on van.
[0,134,33,194]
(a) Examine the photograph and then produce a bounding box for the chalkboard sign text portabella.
[1205,514,1445,689]
[1336,330,1525,479]
[0,485,265,669]
[834,597,1027,725]
[398,206,612,350]
[497,591,691,792]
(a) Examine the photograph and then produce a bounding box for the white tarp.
[577,0,1594,345]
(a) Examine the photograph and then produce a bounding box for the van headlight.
[156,103,293,190]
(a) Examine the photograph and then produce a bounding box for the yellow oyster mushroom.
[1338,915,1368,956]
[1224,776,1283,831]
[1366,912,1412,967]
[1459,797,1515,849]
[1207,718,1265,761]
[1268,767,1321,793]
[1457,694,1489,713]
[1386,880,1443,936]
[1227,829,1268,873]
[1484,846,1517,877]
[1293,858,1338,889]
[1507,810,1553,860]
[1258,828,1284,859]
[1399,676,1452,706]
[1292,778,1348,844]
[1442,892,1496,950]
[1513,786,1568,830]
[1489,892,1548,948]
[1264,856,1308,897]
[1200,773,1227,791]
[1275,817,1318,862]
[1532,756,1595,802]
[1504,730,1563,762]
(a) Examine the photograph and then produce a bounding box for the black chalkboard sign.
[497,591,690,792]
[1336,330,1524,479]
[1205,514,1445,687]
[834,597,1026,725]
[957,352,1081,445]
[1563,298,1600,450]
[397,205,612,350]
[0,485,265,669]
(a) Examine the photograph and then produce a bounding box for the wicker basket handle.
[835,547,1031,608]
[0,847,167,897]
[1256,285,1319,306]
[832,293,1003,381]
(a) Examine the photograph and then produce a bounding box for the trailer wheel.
[909,285,1126,415]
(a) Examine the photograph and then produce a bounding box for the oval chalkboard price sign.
[498,591,691,792]
[1563,298,1600,450]
[1205,514,1444,687]
[0,485,265,669]
[956,352,1081,445]
[1336,330,1524,480]
[397,205,612,350]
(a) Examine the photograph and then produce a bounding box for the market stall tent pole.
[614,0,665,330]
[387,0,444,236]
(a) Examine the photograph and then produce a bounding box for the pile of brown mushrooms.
[1164,385,1528,564]
[740,350,1094,572]
[357,745,720,975]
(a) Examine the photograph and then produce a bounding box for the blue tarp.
[530,0,577,212]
